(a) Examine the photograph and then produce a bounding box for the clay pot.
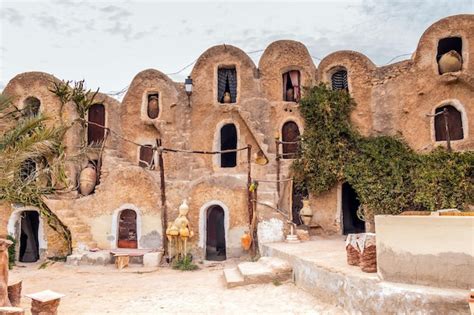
[241,231,251,250]
[179,223,189,240]
[79,165,96,195]
[168,224,179,236]
[299,199,313,225]
[438,50,462,74]
[147,98,159,119]
[286,88,294,102]
[223,92,232,103]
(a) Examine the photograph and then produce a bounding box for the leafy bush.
[172,254,198,271]
[294,83,473,218]
[7,235,16,270]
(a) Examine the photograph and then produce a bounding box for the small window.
[220,124,237,167]
[331,69,348,91]
[437,37,462,74]
[435,105,464,141]
[87,104,105,146]
[147,93,159,119]
[139,145,155,168]
[283,71,301,102]
[217,67,237,104]
[281,121,300,159]
[20,158,36,182]
[23,97,40,117]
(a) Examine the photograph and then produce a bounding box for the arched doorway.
[19,211,40,262]
[341,182,365,235]
[282,121,300,159]
[220,123,237,168]
[87,103,105,145]
[434,105,464,141]
[206,205,226,261]
[117,209,138,249]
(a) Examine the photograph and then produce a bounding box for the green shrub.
[172,254,198,271]
[7,235,16,270]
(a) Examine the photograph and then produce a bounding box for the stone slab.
[223,268,245,288]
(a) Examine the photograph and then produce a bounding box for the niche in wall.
[139,145,155,168]
[217,67,237,104]
[437,37,462,74]
[331,69,349,92]
[23,97,41,117]
[147,93,160,119]
[282,70,301,102]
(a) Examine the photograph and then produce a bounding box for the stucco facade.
[1,15,472,260]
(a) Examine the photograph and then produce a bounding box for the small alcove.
[282,70,301,102]
[217,67,237,104]
[437,37,462,74]
[139,145,155,168]
[331,68,349,92]
[23,97,41,117]
[147,93,160,119]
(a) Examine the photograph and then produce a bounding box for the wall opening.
[147,93,160,119]
[292,181,308,225]
[117,209,138,249]
[19,211,40,263]
[139,145,155,168]
[206,205,226,261]
[20,158,36,182]
[435,105,464,141]
[342,182,365,235]
[281,121,300,159]
[217,67,237,103]
[23,97,41,117]
[87,103,105,146]
[220,123,237,167]
[437,37,462,74]
[331,69,349,92]
[282,70,301,102]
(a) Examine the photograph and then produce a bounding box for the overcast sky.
[0,0,472,96]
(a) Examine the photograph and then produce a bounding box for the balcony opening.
[282,70,301,102]
[217,67,237,104]
[331,69,349,92]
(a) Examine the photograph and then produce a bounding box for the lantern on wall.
[185,76,193,106]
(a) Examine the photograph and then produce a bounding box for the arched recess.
[23,97,41,117]
[87,103,106,145]
[219,123,238,167]
[281,121,300,159]
[434,105,464,141]
[7,207,47,262]
[198,200,230,260]
[330,68,349,92]
[111,204,142,249]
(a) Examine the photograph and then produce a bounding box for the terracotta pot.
[147,98,159,119]
[299,199,313,225]
[286,88,294,102]
[438,50,462,74]
[79,165,96,195]
[178,200,189,216]
[223,92,232,103]
[241,232,251,250]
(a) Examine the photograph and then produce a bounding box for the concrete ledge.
[261,239,470,314]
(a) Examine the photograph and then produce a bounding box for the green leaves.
[294,84,473,218]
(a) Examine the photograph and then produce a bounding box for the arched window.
[20,158,36,182]
[331,69,349,92]
[147,93,159,119]
[282,70,301,102]
[220,124,237,167]
[437,37,462,74]
[139,145,155,168]
[117,209,137,249]
[281,121,300,159]
[87,104,105,146]
[23,97,40,117]
[217,67,237,104]
[434,105,464,141]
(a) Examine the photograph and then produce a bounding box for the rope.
[254,178,293,183]
[162,146,249,155]
[276,140,300,144]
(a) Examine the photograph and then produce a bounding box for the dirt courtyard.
[9,261,343,314]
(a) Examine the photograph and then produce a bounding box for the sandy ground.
[9,261,344,315]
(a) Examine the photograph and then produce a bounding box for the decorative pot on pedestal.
[299,199,313,225]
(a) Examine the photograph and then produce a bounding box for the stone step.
[223,267,245,288]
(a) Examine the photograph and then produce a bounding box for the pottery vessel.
[79,165,96,195]
[438,50,462,74]
[299,199,313,225]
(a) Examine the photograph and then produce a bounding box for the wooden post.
[275,138,280,197]
[289,179,294,236]
[250,183,258,257]
[156,139,168,257]
[0,239,13,307]
[443,109,452,152]
[247,145,252,225]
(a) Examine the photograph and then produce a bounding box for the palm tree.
[0,93,72,254]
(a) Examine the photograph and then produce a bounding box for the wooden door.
[118,210,137,249]
[87,104,105,145]
[435,105,463,141]
[282,121,300,159]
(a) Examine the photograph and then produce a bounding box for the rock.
[143,252,163,268]
[295,229,310,241]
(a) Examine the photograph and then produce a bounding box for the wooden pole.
[247,145,252,225]
[443,109,452,152]
[251,183,258,257]
[275,138,280,197]
[289,179,294,236]
[156,139,168,257]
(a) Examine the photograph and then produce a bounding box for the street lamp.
[185,76,193,106]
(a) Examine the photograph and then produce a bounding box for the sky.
[0,0,472,96]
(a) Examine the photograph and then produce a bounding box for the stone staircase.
[223,257,292,288]
[53,208,98,250]
[237,108,271,159]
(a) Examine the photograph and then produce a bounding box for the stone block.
[143,252,163,268]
